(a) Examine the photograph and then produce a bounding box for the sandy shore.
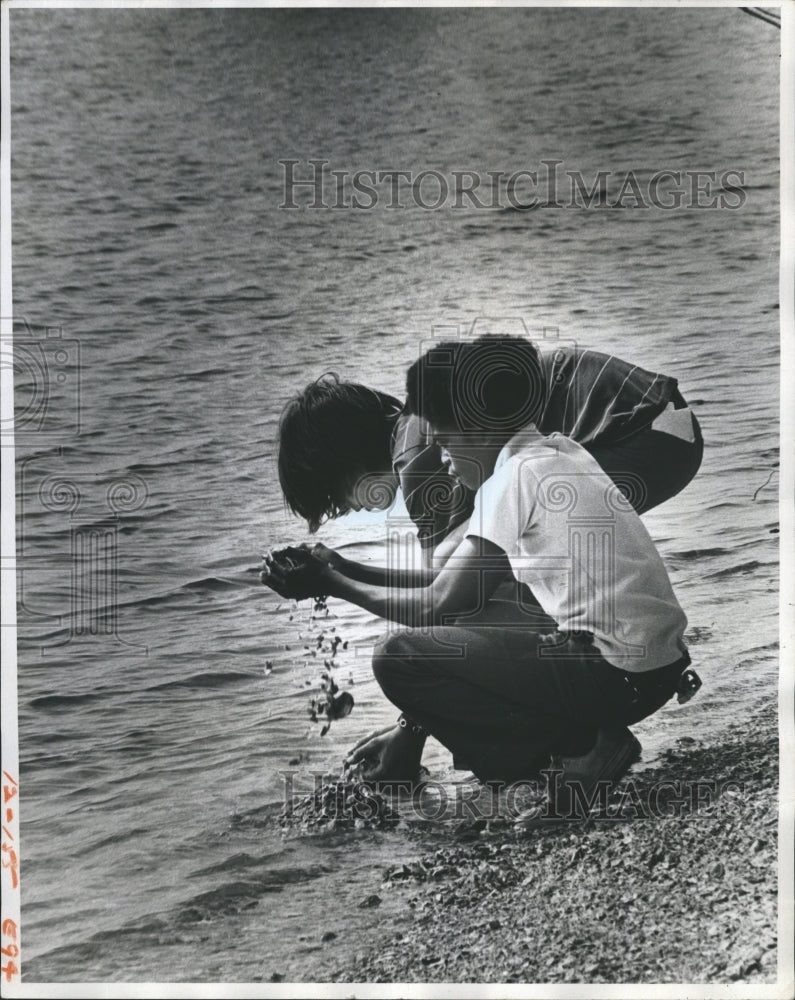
[331,698,779,985]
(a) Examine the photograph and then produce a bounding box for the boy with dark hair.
[276,336,702,569]
[277,379,403,533]
[278,374,472,563]
[262,337,699,813]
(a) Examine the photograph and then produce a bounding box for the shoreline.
[331,698,779,985]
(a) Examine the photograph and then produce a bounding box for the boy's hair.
[404,334,546,435]
[277,374,400,532]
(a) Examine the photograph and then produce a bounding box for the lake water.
[8,6,780,983]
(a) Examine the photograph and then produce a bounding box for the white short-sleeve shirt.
[467,427,688,672]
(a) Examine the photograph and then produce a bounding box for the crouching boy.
[262,337,698,817]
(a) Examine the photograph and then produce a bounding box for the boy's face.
[431,424,504,491]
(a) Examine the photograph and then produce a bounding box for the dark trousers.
[373,626,689,782]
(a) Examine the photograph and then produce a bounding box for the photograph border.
[1,1,792,997]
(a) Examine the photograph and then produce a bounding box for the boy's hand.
[303,542,346,572]
[344,724,426,783]
[260,546,329,600]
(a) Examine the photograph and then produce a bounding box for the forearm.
[334,556,433,588]
[322,520,471,587]
[313,535,509,628]
[323,567,438,627]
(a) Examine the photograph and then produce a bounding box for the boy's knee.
[372,630,424,693]
[373,629,411,672]
[374,629,414,657]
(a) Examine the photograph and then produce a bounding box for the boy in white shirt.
[262,337,697,816]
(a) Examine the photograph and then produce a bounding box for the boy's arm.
[310,542,433,588]
[430,520,470,570]
[319,534,509,627]
[310,519,471,588]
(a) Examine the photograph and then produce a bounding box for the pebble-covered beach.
[333,699,779,985]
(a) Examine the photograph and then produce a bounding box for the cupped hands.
[260,544,330,601]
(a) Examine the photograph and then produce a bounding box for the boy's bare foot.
[345,723,427,784]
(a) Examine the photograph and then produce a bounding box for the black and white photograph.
[1,0,792,995]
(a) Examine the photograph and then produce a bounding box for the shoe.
[515,727,641,830]
[550,726,642,819]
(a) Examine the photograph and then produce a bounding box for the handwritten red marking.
[1,960,19,983]
[1,845,18,890]
[0,778,20,984]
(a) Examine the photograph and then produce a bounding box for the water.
[8,7,779,983]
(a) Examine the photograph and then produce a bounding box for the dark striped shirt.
[536,346,678,444]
